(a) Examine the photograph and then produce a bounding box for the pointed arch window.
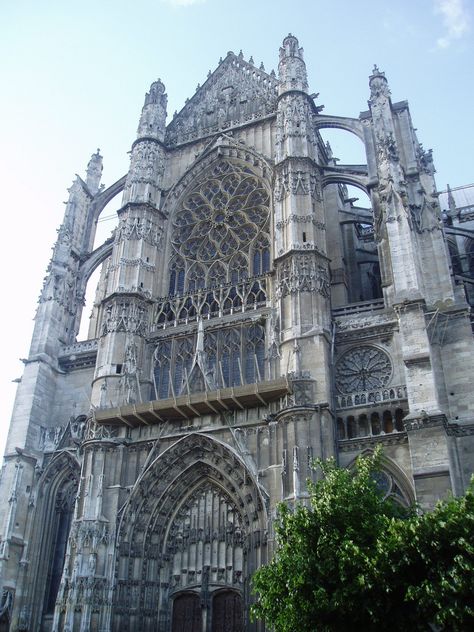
[187,263,206,293]
[173,338,194,395]
[230,253,249,284]
[208,261,227,288]
[245,324,265,383]
[221,329,242,387]
[153,341,171,399]
[252,237,270,276]
[153,323,267,399]
[43,474,78,615]
[169,257,185,296]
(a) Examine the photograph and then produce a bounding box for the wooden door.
[172,593,201,632]
[211,591,243,632]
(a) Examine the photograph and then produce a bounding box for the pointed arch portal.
[113,434,267,632]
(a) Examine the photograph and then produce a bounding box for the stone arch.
[323,175,381,302]
[315,115,365,141]
[74,240,114,340]
[74,175,127,265]
[23,452,80,632]
[322,171,369,194]
[347,449,415,506]
[78,238,114,286]
[70,176,127,339]
[85,175,127,239]
[113,433,267,632]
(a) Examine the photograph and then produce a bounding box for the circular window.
[171,161,270,264]
[335,346,392,394]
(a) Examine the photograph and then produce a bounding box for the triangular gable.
[165,52,279,147]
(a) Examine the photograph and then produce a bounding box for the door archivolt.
[114,434,266,631]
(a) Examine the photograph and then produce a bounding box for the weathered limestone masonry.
[0,34,473,632]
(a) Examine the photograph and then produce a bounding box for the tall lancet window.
[153,323,266,399]
[44,477,77,614]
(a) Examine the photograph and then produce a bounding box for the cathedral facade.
[1,35,473,631]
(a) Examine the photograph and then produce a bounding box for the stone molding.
[338,432,408,452]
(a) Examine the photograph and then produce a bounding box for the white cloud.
[161,0,206,6]
[434,0,471,48]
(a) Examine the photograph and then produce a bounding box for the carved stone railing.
[336,384,407,410]
[150,275,269,332]
[59,339,99,370]
[332,298,385,318]
[59,339,99,357]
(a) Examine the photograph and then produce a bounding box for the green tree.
[251,450,474,632]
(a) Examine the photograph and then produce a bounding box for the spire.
[137,79,168,142]
[86,149,103,195]
[369,64,391,103]
[278,33,308,94]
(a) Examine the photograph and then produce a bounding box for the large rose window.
[171,161,270,265]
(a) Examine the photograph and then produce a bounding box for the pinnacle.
[370,64,386,79]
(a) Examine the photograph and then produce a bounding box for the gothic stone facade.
[1,35,474,632]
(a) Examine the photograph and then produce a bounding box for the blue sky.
[0,0,472,454]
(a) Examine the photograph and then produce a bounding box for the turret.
[137,79,167,141]
[90,82,167,409]
[278,33,308,95]
[273,36,335,489]
[368,65,391,104]
[122,80,167,206]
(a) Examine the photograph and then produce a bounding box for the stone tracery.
[335,345,392,394]
[169,160,270,292]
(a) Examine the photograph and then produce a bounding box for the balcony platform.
[94,376,290,427]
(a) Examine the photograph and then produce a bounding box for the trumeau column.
[273,36,335,507]
[91,80,167,409]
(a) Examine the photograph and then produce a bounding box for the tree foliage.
[251,449,474,631]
